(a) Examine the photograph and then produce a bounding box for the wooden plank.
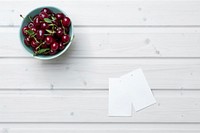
[1,27,200,57]
[0,90,200,122]
[0,128,200,133]
[1,0,200,26]
[0,58,199,90]
[0,123,200,129]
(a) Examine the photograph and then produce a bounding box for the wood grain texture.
[1,27,200,57]
[0,0,200,26]
[0,58,199,90]
[0,90,200,122]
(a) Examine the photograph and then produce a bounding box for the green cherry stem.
[33,37,39,43]
[36,41,45,50]
[28,16,33,22]
[20,14,29,23]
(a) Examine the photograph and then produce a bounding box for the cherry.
[62,17,71,27]
[51,42,59,51]
[62,35,70,43]
[28,22,34,28]
[52,19,60,27]
[33,15,39,20]
[49,49,57,55]
[33,16,41,28]
[30,27,37,33]
[39,12,48,20]
[55,13,64,20]
[40,22,49,30]
[31,40,39,48]
[22,26,29,36]
[59,42,66,50]
[36,29,45,40]
[24,37,32,46]
[56,27,64,37]
[41,8,52,14]
[41,43,48,49]
[45,36,54,45]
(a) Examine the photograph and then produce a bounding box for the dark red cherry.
[22,26,29,36]
[24,37,32,46]
[41,43,48,49]
[31,40,39,48]
[33,16,41,28]
[59,42,66,50]
[39,12,48,20]
[52,19,60,26]
[49,49,57,55]
[28,22,34,28]
[62,17,71,27]
[55,13,64,20]
[40,22,49,30]
[62,35,70,43]
[30,27,37,33]
[51,42,59,51]
[56,27,64,37]
[41,8,52,14]
[45,36,54,45]
[36,29,45,40]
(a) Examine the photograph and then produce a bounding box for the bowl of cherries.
[20,7,74,60]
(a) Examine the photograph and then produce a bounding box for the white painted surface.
[0,0,200,132]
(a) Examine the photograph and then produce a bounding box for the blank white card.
[108,68,156,116]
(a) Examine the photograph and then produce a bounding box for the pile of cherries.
[21,8,71,55]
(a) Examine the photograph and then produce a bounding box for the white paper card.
[120,68,156,112]
[108,78,132,116]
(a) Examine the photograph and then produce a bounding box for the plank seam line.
[0,122,200,124]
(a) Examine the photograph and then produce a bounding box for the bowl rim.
[19,6,74,60]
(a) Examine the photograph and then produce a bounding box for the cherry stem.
[44,34,51,36]
[33,37,39,43]
[36,42,45,50]
[29,16,33,22]
[20,14,24,19]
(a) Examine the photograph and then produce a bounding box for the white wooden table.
[0,0,200,132]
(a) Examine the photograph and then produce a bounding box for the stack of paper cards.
[108,68,156,116]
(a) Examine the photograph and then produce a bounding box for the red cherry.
[31,40,39,48]
[49,49,57,55]
[24,37,32,46]
[62,17,71,27]
[41,8,52,14]
[56,27,64,37]
[45,36,54,45]
[62,35,70,43]
[51,42,59,51]
[30,27,37,33]
[55,13,64,20]
[36,29,45,40]
[41,43,48,49]
[22,26,29,36]
[40,22,49,30]
[33,16,41,28]
[59,42,66,50]
[39,12,48,20]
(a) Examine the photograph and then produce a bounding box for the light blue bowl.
[19,6,74,60]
